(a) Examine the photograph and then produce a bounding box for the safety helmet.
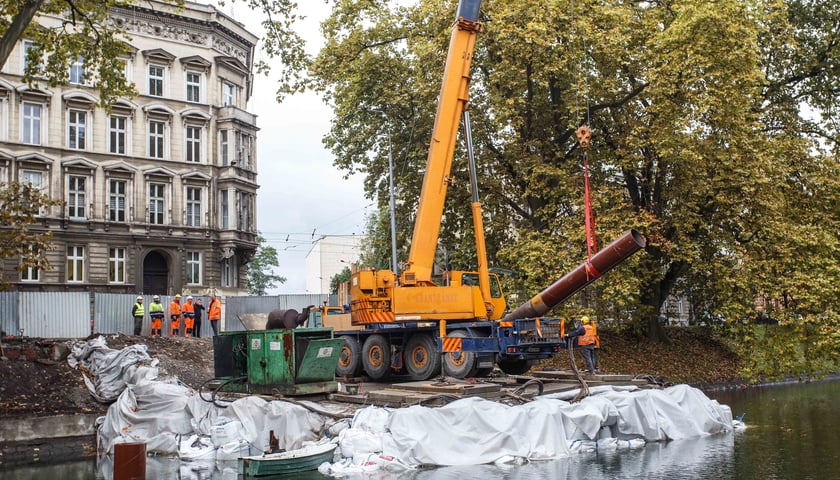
[581,316,590,324]
[136,296,143,301]
[187,296,193,301]
[175,294,181,299]
[153,295,160,301]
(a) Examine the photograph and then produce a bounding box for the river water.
[3,380,838,480]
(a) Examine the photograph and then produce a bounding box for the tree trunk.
[0,0,45,72]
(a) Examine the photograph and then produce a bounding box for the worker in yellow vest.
[564,316,597,374]
[131,296,144,336]
[169,294,182,337]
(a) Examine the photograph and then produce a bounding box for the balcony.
[216,106,257,128]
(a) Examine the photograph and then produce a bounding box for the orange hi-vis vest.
[208,299,221,321]
[169,300,182,323]
[579,324,596,346]
[183,301,195,329]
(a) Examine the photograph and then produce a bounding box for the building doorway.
[142,251,169,294]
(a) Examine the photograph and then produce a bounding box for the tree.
[329,266,351,295]
[0,182,62,289]
[247,234,286,296]
[301,0,840,340]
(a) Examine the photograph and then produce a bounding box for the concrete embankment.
[0,414,98,467]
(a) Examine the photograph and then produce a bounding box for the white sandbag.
[351,405,392,434]
[215,439,255,461]
[178,434,216,461]
[338,428,384,458]
[211,418,244,447]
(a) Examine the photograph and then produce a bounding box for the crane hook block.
[576,125,592,149]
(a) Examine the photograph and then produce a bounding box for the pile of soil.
[542,327,743,386]
[0,333,215,418]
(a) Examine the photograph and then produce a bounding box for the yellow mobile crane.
[339,0,645,381]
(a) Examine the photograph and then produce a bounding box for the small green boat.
[238,442,337,477]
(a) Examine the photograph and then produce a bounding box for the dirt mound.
[541,327,742,385]
[0,334,216,418]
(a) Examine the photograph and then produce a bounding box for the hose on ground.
[199,375,247,408]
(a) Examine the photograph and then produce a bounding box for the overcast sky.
[228,2,372,293]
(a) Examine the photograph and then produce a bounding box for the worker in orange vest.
[183,296,196,338]
[564,316,597,374]
[208,293,222,336]
[169,294,182,337]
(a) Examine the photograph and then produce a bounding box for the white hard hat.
[136,296,143,301]
[187,296,193,301]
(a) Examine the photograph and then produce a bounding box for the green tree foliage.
[247,234,286,296]
[300,0,840,341]
[726,313,840,381]
[0,182,62,289]
[329,266,351,295]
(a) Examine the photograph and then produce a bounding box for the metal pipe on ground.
[502,229,646,322]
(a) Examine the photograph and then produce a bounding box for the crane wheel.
[336,335,362,377]
[442,330,477,378]
[404,333,441,381]
[362,334,391,381]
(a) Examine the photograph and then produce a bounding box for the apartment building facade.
[0,1,260,296]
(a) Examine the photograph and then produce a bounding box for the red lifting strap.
[577,125,598,264]
[583,150,598,260]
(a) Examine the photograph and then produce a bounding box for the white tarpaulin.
[321,384,734,475]
[68,336,155,402]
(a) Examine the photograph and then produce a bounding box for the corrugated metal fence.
[2,292,337,339]
[223,294,331,332]
[20,292,91,338]
[0,291,20,336]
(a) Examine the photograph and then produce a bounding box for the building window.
[22,41,40,75]
[21,246,39,282]
[68,110,87,150]
[109,179,126,222]
[149,183,165,224]
[148,120,165,158]
[185,126,201,163]
[222,256,237,288]
[67,175,86,219]
[185,186,202,227]
[222,82,235,106]
[219,130,229,166]
[69,57,85,84]
[237,132,252,168]
[109,247,127,283]
[186,71,201,103]
[186,251,202,285]
[220,190,229,229]
[109,115,127,154]
[21,170,43,216]
[22,102,42,145]
[148,65,164,97]
[66,245,85,283]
